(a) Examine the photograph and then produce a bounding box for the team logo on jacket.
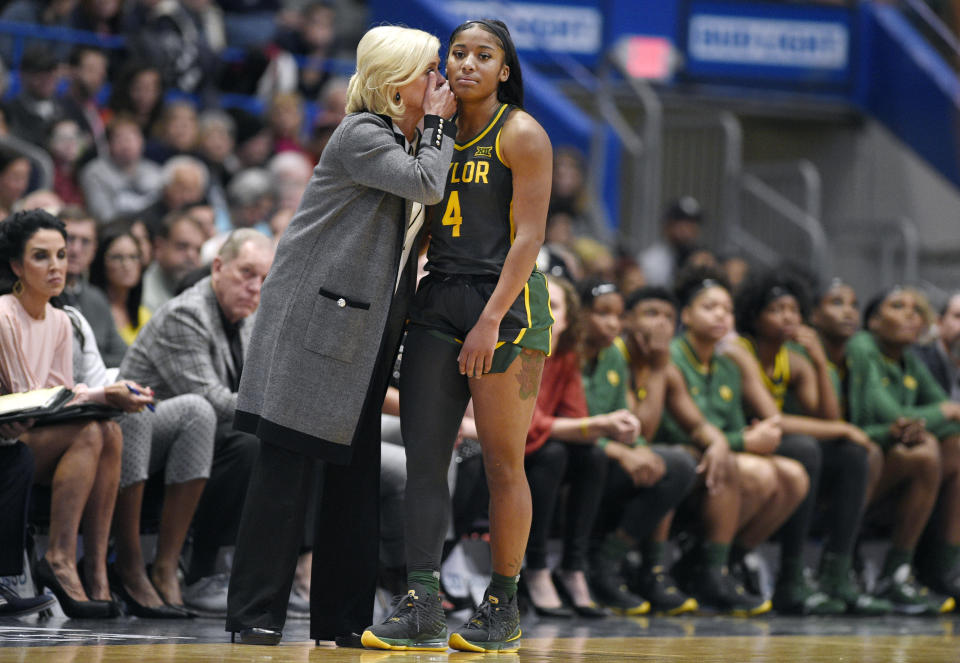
[474,146,493,158]
[607,370,620,387]
[719,385,734,401]
[903,375,918,390]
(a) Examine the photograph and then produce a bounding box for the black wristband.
[423,114,457,148]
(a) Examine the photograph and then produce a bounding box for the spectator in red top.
[522,275,639,617]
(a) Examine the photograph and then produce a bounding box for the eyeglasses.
[106,253,141,265]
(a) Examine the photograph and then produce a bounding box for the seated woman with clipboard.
[0,210,153,619]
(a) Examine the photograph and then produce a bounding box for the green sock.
[882,547,913,578]
[489,572,519,600]
[701,542,730,570]
[407,570,440,594]
[601,532,633,563]
[934,543,960,577]
[642,540,667,569]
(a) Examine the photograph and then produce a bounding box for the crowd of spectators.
[0,0,958,631]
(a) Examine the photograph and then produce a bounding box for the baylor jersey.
[426,103,516,276]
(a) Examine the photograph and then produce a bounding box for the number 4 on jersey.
[441,190,463,237]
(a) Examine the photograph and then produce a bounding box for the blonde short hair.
[345,25,440,118]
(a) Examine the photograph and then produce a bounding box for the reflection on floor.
[1,613,959,662]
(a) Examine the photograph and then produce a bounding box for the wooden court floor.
[2,615,960,662]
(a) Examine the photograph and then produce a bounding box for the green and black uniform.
[846,331,960,448]
[655,335,747,451]
[399,103,553,598]
[584,341,697,542]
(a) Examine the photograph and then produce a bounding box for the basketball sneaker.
[360,584,448,651]
[448,592,521,653]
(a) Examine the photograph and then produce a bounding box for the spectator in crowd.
[128,216,153,268]
[120,228,273,614]
[0,146,32,218]
[56,297,202,618]
[89,223,151,345]
[3,46,66,148]
[306,76,349,160]
[141,211,204,312]
[730,271,889,615]
[573,236,616,282]
[639,196,704,288]
[49,119,88,207]
[123,0,218,97]
[267,151,312,213]
[138,155,209,235]
[197,109,239,190]
[201,167,273,264]
[180,0,227,54]
[0,440,57,617]
[145,101,201,164]
[80,116,163,224]
[59,46,109,157]
[0,210,149,618]
[14,189,64,216]
[550,146,607,242]
[274,1,337,98]
[185,202,217,241]
[107,63,165,134]
[59,207,128,367]
[229,109,273,169]
[844,286,960,611]
[914,291,960,399]
[267,92,307,156]
[720,252,751,294]
[536,208,582,282]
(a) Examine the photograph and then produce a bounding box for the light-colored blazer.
[119,276,251,424]
[235,111,456,462]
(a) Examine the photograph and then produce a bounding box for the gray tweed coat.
[234,112,455,462]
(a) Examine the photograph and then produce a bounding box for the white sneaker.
[182,573,230,616]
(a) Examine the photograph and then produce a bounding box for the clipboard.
[33,403,125,427]
[0,387,74,424]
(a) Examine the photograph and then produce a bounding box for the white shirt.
[393,123,425,290]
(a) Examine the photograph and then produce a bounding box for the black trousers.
[226,332,396,640]
[0,442,34,576]
[775,434,822,561]
[525,440,608,571]
[186,421,259,583]
[594,445,699,544]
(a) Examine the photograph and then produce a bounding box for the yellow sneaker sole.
[448,630,521,653]
[360,630,448,651]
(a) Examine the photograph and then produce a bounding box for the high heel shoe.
[145,563,197,618]
[108,564,191,619]
[35,558,116,619]
[230,627,282,645]
[552,570,608,618]
[518,573,574,618]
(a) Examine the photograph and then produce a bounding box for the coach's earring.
[395,92,401,102]
[11,279,23,297]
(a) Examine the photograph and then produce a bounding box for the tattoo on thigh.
[516,349,544,400]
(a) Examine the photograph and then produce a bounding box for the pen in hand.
[127,385,156,412]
